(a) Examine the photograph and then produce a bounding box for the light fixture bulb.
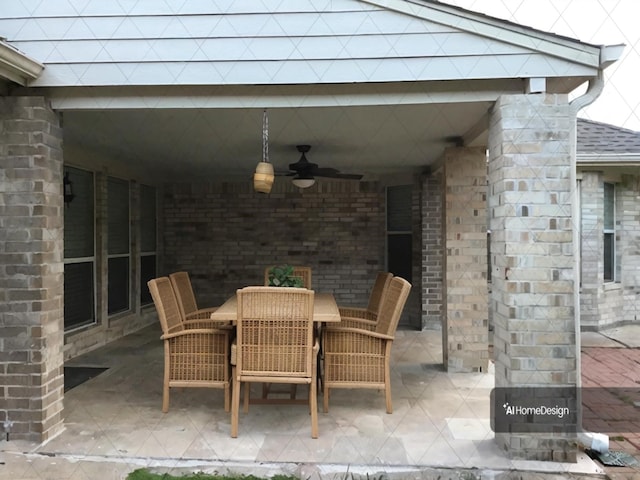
[292,176,315,189]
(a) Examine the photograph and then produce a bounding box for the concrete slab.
[580,331,625,348]
[600,324,640,348]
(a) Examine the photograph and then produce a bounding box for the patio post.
[488,93,578,461]
[0,96,65,442]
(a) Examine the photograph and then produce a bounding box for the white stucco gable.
[0,0,615,89]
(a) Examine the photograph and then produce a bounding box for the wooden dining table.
[210,291,341,324]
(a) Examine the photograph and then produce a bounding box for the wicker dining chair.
[231,286,319,438]
[264,265,312,288]
[169,271,222,327]
[322,276,411,414]
[148,276,232,413]
[262,265,312,399]
[338,271,393,329]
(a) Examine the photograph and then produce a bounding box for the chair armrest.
[183,318,232,329]
[337,315,377,330]
[323,325,394,341]
[338,307,376,321]
[185,307,220,320]
[161,328,230,341]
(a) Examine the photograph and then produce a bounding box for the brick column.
[421,170,444,330]
[489,94,577,461]
[0,96,64,442]
[442,147,489,372]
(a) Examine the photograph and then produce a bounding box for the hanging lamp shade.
[254,161,274,193]
[253,109,274,194]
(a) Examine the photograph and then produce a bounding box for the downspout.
[569,44,623,451]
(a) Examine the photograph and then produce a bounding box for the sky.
[442,0,640,131]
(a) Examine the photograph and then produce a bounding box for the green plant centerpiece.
[267,265,303,287]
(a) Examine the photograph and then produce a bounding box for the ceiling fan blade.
[312,167,363,180]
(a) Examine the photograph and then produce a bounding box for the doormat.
[64,366,108,392]
[586,449,640,467]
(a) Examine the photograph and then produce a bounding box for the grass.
[127,470,300,480]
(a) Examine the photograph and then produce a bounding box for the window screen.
[64,167,94,258]
[63,167,95,330]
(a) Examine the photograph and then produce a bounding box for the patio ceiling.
[61,98,493,182]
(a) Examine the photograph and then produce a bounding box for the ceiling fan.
[278,145,364,188]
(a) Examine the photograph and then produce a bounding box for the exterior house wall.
[62,171,157,361]
[580,170,640,330]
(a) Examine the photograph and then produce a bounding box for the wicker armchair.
[231,286,319,438]
[148,277,231,413]
[322,276,411,414]
[338,272,393,329]
[169,271,222,327]
[264,265,312,288]
[262,265,312,399]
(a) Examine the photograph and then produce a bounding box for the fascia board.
[0,41,43,85]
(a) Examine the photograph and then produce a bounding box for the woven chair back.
[366,272,393,316]
[375,276,412,336]
[264,266,312,289]
[148,277,184,335]
[169,271,199,319]
[236,286,315,377]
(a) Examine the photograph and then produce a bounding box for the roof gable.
[0,0,607,88]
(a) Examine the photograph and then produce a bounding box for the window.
[603,182,615,282]
[139,185,157,306]
[63,167,96,330]
[107,177,130,315]
[386,185,412,283]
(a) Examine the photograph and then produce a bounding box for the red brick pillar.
[0,96,64,442]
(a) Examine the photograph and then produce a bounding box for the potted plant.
[267,265,304,287]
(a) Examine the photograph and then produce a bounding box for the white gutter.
[569,44,623,451]
[0,40,44,86]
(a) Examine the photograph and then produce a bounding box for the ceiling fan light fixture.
[292,176,315,189]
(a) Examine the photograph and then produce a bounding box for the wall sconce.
[253,109,274,194]
[63,171,75,205]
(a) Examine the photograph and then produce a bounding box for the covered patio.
[0,0,625,463]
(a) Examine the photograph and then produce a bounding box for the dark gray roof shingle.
[577,118,640,155]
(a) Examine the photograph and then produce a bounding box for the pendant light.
[253,109,274,194]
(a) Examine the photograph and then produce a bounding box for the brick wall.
[443,147,489,373]
[161,179,423,322]
[0,96,65,441]
[421,170,444,330]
